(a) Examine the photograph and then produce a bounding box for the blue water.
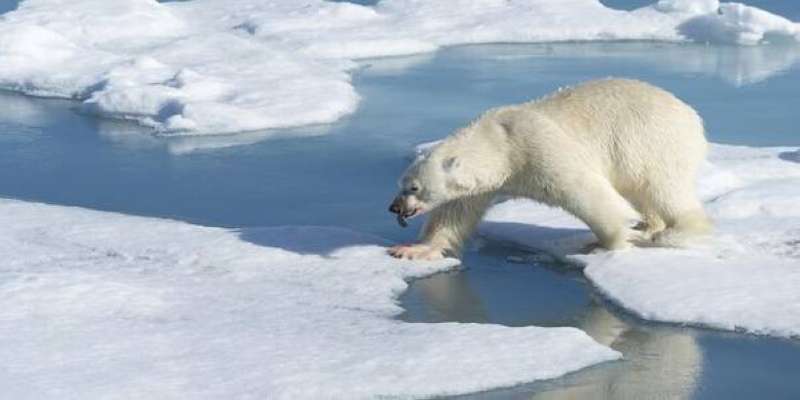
[1,13,800,400]
[0,1,17,14]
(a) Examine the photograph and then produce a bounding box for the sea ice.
[0,0,797,135]
[0,199,619,399]
[476,144,800,338]
[679,2,800,45]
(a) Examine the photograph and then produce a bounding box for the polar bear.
[388,78,711,260]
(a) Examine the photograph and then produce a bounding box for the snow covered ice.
[0,0,798,135]
[476,144,800,338]
[0,199,619,399]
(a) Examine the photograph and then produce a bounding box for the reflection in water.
[162,127,328,154]
[95,118,333,155]
[463,42,800,87]
[408,270,490,324]
[358,52,436,76]
[0,90,57,130]
[531,306,701,400]
[404,245,703,400]
[709,45,800,86]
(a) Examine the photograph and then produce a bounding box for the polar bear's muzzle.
[389,195,423,227]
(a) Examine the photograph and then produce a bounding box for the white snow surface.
[0,199,620,399]
[0,0,798,135]
[475,144,800,338]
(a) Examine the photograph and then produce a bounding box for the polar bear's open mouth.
[396,207,423,227]
[404,208,421,219]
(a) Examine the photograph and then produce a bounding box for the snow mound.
[0,199,618,399]
[679,3,800,45]
[655,0,720,14]
[479,144,800,338]
[0,0,798,135]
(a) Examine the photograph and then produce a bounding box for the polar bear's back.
[532,78,704,145]
[506,78,707,185]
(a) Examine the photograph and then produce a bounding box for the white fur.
[390,78,711,260]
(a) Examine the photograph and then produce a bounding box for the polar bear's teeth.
[397,214,408,228]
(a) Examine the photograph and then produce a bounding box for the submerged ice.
[0,0,798,135]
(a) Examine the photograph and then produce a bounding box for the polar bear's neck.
[436,112,514,193]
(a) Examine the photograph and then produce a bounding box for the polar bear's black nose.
[389,198,402,214]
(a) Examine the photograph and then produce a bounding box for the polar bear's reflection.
[406,257,701,400]
[539,306,701,400]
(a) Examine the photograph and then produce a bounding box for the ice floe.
[477,144,800,338]
[678,2,800,45]
[0,199,619,399]
[0,0,798,135]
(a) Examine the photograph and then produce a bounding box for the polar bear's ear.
[442,156,460,172]
[497,119,513,134]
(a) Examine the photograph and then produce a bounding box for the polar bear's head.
[388,142,479,225]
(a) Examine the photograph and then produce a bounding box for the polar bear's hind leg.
[645,183,712,246]
[628,197,667,239]
[559,175,639,250]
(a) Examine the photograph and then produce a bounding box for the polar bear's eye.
[409,185,420,193]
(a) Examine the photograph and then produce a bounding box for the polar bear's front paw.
[388,243,445,260]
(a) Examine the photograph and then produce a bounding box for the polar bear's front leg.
[389,194,493,260]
